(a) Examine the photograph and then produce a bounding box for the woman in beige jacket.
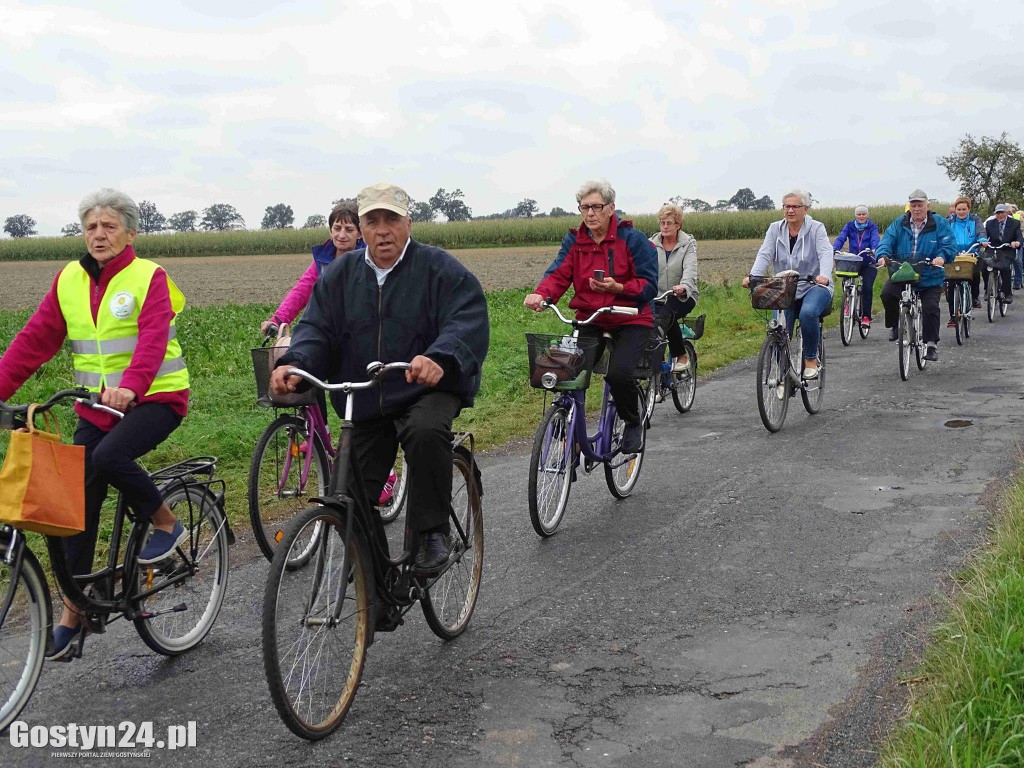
[649,203,699,371]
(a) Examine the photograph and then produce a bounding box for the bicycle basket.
[945,255,977,280]
[525,333,597,390]
[251,346,318,407]
[983,250,1014,270]
[887,261,921,283]
[681,314,706,340]
[750,273,798,310]
[834,256,863,277]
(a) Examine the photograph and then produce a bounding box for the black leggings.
[69,403,182,576]
[579,324,652,427]
[654,297,696,358]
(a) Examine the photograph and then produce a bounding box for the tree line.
[5,135,1024,239]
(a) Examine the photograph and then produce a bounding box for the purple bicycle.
[526,301,650,537]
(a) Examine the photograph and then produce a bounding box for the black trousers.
[579,324,651,427]
[654,296,696,358]
[350,391,461,535]
[880,281,942,344]
[70,404,182,576]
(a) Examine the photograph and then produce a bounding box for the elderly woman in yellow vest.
[0,188,190,660]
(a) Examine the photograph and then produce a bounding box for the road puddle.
[944,419,973,428]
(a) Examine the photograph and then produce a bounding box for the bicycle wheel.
[963,283,972,339]
[756,336,789,432]
[263,506,373,740]
[898,307,911,381]
[913,304,927,371]
[801,324,825,414]
[840,286,854,346]
[133,485,230,655]
[376,451,407,525]
[670,341,697,413]
[528,403,574,537]
[604,407,645,498]
[857,286,870,339]
[0,546,47,732]
[1000,291,1009,317]
[248,414,329,564]
[422,451,484,640]
[953,285,964,346]
[987,272,997,322]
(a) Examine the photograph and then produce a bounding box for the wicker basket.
[945,255,977,281]
[750,273,799,310]
[834,256,863,277]
[251,346,318,407]
[526,333,597,391]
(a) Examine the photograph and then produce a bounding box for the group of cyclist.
[2,178,1018,666]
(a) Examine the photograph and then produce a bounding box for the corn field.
[0,204,916,262]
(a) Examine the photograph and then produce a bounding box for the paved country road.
[5,306,1023,767]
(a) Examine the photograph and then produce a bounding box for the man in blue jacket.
[271,182,489,571]
[875,189,955,361]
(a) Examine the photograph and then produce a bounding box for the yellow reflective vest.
[55,258,189,394]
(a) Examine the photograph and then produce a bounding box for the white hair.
[576,179,616,205]
[78,188,140,232]
[781,189,812,208]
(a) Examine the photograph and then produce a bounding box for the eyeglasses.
[578,203,610,213]
[783,204,807,211]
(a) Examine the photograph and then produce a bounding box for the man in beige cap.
[271,182,489,573]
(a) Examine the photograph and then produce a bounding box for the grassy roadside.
[878,467,1024,766]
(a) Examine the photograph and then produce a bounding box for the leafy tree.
[938,133,1024,212]
[3,214,36,238]
[61,222,82,237]
[303,214,327,229]
[749,195,775,211]
[331,197,356,206]
[261,203,294,229]
[167,210,199,232]
[428,188,472,222]
[512,198,539,218]
[549,206,573,217]
[410,201,436,223]
[200,203,245,231]
[138,200,166,233]
[669,197,712,213]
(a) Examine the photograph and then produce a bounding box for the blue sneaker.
[46,625,83,661]
[138,521,187,564]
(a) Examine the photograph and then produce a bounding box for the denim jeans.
[1015,248,1023,288]
[783,285,831,360]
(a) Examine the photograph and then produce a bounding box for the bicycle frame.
[270,402,335,496]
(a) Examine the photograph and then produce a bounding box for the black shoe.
[973,300,982,309]
[924,346,939,362]
[414,531,452,572]
[620,423,643,454]
[888,328,898,342]
[1004,295,1014,305]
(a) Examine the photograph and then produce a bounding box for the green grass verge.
[0,205,916,262]
[878,470,1024,767]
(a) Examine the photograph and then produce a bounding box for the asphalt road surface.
[6,302,1023,767]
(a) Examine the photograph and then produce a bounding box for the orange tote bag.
[0,406,85,536]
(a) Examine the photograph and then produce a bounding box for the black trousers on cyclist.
[349,391,461,536]
[654,296,696,358]
[880,281,942,344]
[578,323,650,427]
[69,403,182,577]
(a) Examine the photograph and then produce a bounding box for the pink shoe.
[377,470,398,505]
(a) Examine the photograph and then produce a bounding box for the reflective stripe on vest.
[56,257,189,395]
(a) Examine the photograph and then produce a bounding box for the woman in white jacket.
[650,203,699,372]
[742,190,834,378]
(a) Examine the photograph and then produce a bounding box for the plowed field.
[0,239,760,309]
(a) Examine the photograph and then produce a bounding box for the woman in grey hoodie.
[650,203,699,372]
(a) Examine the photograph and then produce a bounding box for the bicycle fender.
[454,445,484,499]
[14,546,55,656]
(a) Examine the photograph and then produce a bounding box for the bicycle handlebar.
[283,361,413,394]
[982,242,1015,250]
[0,388,126,429]
[539,300,639,326]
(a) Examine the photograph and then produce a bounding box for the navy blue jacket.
[278,240,489,421]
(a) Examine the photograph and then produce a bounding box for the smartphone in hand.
[593,269,605,281]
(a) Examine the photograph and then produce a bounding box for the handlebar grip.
[609,306,639,316]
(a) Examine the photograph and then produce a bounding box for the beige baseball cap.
[357,183,411,217]
[907,188,928,202]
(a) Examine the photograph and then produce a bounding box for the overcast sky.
[2,0,1021,235]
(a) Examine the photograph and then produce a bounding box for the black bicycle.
[980,242,1016,322]
[0,389,232,732]
[261,362,483,740]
